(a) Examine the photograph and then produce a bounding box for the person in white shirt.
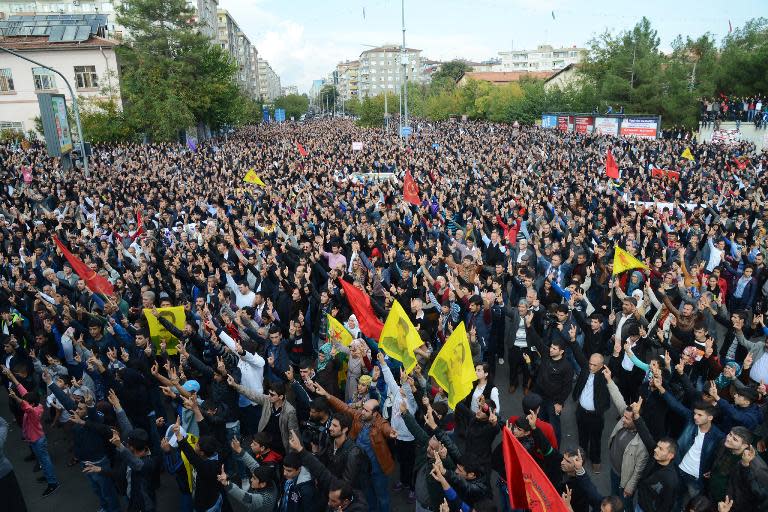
[469,363,500,417]
[219,330,265,436]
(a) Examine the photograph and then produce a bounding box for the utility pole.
[401,0,408,142]
[0,45,89,177]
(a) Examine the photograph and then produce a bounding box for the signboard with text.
[574,116,594,134]
[620,118,658,139]
[37,93,73,157]
[541,114,558,129]
[594,117,619,136]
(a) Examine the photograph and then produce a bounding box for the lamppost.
[400,0,409,142]
[0,45,89,177]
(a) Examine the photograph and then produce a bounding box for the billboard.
[620,118,658,139]
[50,95,73,153]
[574,116,594,134]
[541,114,557,129]
[557,115,572,132]
[275,108,286,122]
[594,117,619,136]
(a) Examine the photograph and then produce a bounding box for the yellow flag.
[143,306,186,355]
[378,300,423,373]
[613,246,648,275]
[327,314,353,346]
[244,169,266,186]
[428,322,477,409]
[681,147,694,161]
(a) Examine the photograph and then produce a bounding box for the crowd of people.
[699,96,767,129]
[1,116,768,512]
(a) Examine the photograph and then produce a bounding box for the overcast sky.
[218,0,762,93]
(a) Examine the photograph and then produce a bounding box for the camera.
[301,420,328,448]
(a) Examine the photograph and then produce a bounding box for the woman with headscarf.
[314,342,342,399]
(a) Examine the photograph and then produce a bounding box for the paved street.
[3,362,612,511]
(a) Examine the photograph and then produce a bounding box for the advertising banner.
[50,95,73,153]
[594,117,619,136]
[574,116,594,134]
[620,118,658,139]
[557,116,570,132]
[541,114,558,129]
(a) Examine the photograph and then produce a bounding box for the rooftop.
[0,14,109,42]
[459,71,554,84]
[0,34,117,50]
[361,45,421,55]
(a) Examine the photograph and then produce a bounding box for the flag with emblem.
[379,300,423,373]
[613,246,648,275]
[403,169,420,205]
[428,322,476,409]
[327,314,353,346]
[244,169,266,186]
[681,147,695,161]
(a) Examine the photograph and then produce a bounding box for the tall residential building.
[309,79,324,103]
[495,44,586,72]
[0,0,219,42]
[335,60,359,101]
[217,9,259,98]
[358,44,429,98]
[257,58,280,101]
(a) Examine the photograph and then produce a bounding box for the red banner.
[651,168,680,181]
[403,170,420,206]
[574,116,594,134]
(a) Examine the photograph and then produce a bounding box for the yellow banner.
[681,147,694,161]
[327,314,353,346]
[244,169,266,186]
[613,246,648,275]
[428,322,477,409]
[378,300,423,373]
[143,306,185,355]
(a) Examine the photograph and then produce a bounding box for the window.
[32,67,56,91]
[74,65,98,89]
[0,69,14,92]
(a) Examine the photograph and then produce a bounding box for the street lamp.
[400,0,409,142]
[0,45,89,177]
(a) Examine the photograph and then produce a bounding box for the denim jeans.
[610,469,634,512]
[496,476,512,512]
[82,456,121,512]
[364,470,390,512]
[539,399,562,444]
[30,437,57,485]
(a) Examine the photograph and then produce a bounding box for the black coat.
[570,342,610,414]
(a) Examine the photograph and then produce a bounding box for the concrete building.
[281,85,297,96]
[216,9,258,98]
[0,14,120,133]
[544,63,580,91]
[257,58,280,102]
[496,44,586,72]
[358,44,429,98]
[335,59,359,101]
[309,78,324,104]
[0,0,219,42]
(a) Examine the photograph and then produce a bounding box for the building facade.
[358,45,429,98]
[496,44,586,72]
[281,85,297,96]
[216,8,258,98]
[0,14,120,133]
[0,0,219,41]
[335,60,359,101]
[257,58,280,102]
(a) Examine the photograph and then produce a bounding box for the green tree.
[273,94,310,120]
[318,85,339,111]
[432,60,472,83]
[715,18,768,95]
[116,0,246,141]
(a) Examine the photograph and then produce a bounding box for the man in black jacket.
[323,413,368,491]
[631,398,679,512]
[568,324,610,473]
[526,313,573,444]
[289,431,368,512]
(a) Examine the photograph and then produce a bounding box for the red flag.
[130,209,144,241]
[53,237,114,296]
[502,426,568,512]
[296,142,308,157]
[403,170,420,206]
[605,149,619,179]
[651,168,680,181]
[339,279,383,340]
